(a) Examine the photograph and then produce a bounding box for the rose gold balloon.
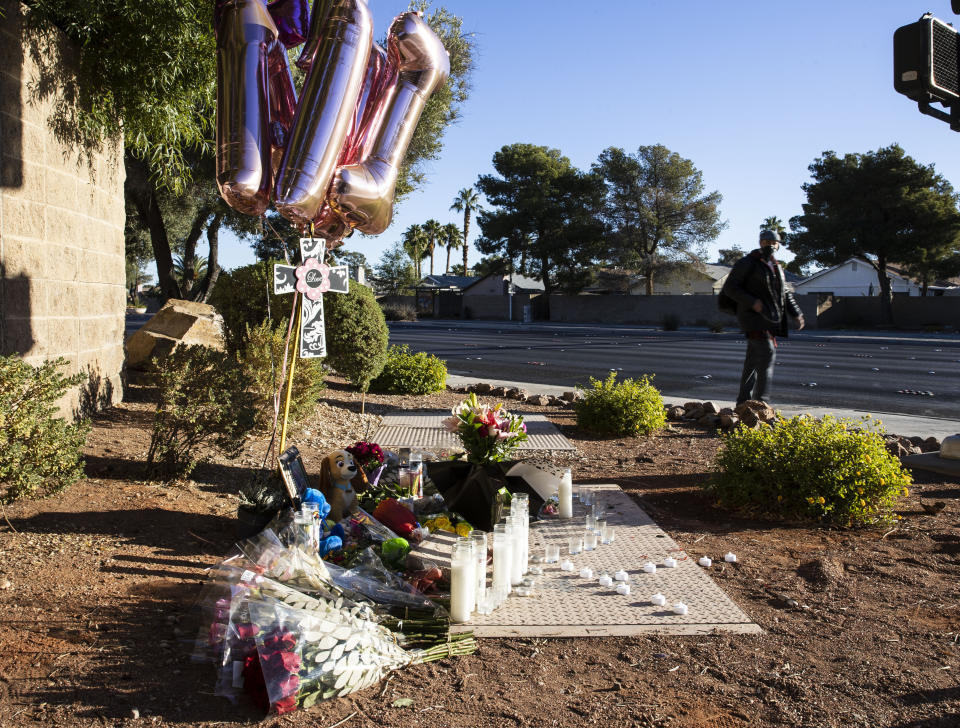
[215,0,279,216]
[267,0,310,48]
[295,0,335,72]
[267,41,298,176]
[273,0,373,225]
[327,12,449,234]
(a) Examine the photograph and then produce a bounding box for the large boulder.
[942,434,960,460]
[125,299,226,369]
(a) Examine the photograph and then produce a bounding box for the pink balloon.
[215,0,278,217]
[267,41,298,176]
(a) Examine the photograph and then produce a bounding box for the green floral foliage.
[146,345,257,480]
[574,372,666,437]
[240,319,326,429]
[370,345,447,395]
[324,281,389,393]
[0,356,89,504]
[708,415,912,526]
[209,262,291,353]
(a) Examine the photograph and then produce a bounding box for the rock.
[470,382,493,394]
[130,708,140,719]
[922,436,941,453]
[525,394,551,406]
[490,386,508,397]
[685,406,706,420]
[885,438,910,458]
[718,407,734,416]
[799,555,845,589]
[561,390,583,403]
[506,387,526,400]
[0,578,11,590]
[909,435,925,446]
[125,299,226,369]
[719,413,739,429]
[740,409,759,428]
[667,406,685,421]
[942,434,960,460]
[702,401,717,414]
[683,401,701,411]
[547,396,565,407]
[697,414,720,427]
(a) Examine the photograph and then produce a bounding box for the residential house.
[652,262,732,295]
[793,257,958,297]
[416,274,478,292]
[462,272,545,296]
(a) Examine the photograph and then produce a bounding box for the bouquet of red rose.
[346,441,386,486]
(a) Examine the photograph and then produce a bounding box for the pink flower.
[442,416,460,432]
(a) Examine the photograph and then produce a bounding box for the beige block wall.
[0,1,126,416]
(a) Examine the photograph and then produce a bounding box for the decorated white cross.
[273,238,350,358]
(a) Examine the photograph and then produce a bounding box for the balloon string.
[262,214,293,264]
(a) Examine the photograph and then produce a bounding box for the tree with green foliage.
[324,281,389,410]
[593,145,725,295]
[789,144,960,322]
[422,218,443,276]
[441,222,462,274]
[23,1,474,302]
[449,186,482,273]
[476,143,606,298]
[402,224,429,279]
[760,216,788,241]
[374,242,419,294]
[716,246,745,266]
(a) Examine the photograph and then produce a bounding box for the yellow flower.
[818,496,826,504]
[857,488,863,494]
[902,487,909,497]
[856,471,861,476]
[456,522,473,537]
[879,479,884,486]
[859,499,866,507]
[807,497,815,504]
[864,455,871,462]
[777,495,783,502]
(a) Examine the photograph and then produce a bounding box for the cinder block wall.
[0,1,126,415]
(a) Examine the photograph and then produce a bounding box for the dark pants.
[737,335,776,404]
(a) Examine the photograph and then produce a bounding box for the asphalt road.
[388,322,960,420]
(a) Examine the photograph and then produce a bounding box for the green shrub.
[209,261,290,353]
[380,302,417,321]
[146,345,257,480]
[0,356,90,504]
[573,372,666,436]
[324,280,389,392]
[239,319,327,429]
[370,345,447,394]
[708,415,912,526]
[707,320,725,333]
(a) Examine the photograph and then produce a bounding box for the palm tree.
[422,219,443,276]
[172,254,208,295]
[450,187,482,275]
[442,223,463,274]
[402,224,428,279]
[760,216,789,243]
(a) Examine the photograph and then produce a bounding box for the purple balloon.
[267,0,310,48]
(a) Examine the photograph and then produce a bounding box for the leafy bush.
[209,261,291,353]
[573,372,666,436]
[0,356,90,504]
[370,345,448,395]
[708,415,912,526]
[324,280,389,393]
[146,345,257,480]
[239,320,327,429]
[380,302,417,321]
[707,320,725,333]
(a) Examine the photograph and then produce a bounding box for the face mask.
[761,244,775,260]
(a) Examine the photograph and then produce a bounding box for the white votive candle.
[698,556,712,568]
[558,468,573,519]
[560,559,575,571]
[598,574,613,587]
[724,552,737,563]
[616,584,631,596]
[492,524,513,593]
[579,567,594,579]
[663,557,677,568]
[672,602,689,615]
[614,570,629,582]
[508,515,524,586]
[643,562,657,574]
[449,540,476,624]
[650,593,667,606]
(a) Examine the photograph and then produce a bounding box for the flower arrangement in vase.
[443,392,528,465]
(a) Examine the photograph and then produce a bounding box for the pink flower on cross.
[295,258,331,300]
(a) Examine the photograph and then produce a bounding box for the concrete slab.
[448,484,760,637]
[372,412,575,453]
[902,452,960,479]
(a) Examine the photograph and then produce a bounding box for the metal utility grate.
[372,412,575,452]
[439,484,761,637]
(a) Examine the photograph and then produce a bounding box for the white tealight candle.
[724,552,737,563]
[650,593,667,606]
[698,556,712,568]
[560,560,575,571]
[643,562,657,574]
[614,570,629,582]
[672,602,689,615]
[663,557,677,568]
[598,574,613,587]
[616,583,631,596]
[579,567,594,579]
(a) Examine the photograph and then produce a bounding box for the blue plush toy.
[302,488,345,556]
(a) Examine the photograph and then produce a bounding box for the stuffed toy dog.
[314,449,369,522]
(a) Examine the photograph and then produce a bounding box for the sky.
[204,0,960,277]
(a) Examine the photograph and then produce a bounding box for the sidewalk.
[445,375,959,441]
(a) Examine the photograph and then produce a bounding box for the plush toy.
[301,487,345,556]
[313,449,369,523]
[373,497,418,537]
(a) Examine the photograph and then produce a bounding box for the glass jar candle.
[492,523,513,594]
[449,539,476,623]
[470,530,488,611]
[558,469,573,518]
[507,514,525,585]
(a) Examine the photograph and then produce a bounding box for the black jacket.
[722,250,802,336]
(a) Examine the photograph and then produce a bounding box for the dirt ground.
[2,378,959,728]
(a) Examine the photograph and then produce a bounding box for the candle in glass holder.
[492,523,513,593]
[585,513,597,533]
[545,543,560,564]
[558,469,573,518]
[568,534,583,555]
[595,518,607,536]
[471,531,488,611]
[601,525,615,544]
[508,515,525,585]
[450,540,476,623]
[584,529,598,551]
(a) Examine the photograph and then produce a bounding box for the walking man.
[721,229,804,405]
